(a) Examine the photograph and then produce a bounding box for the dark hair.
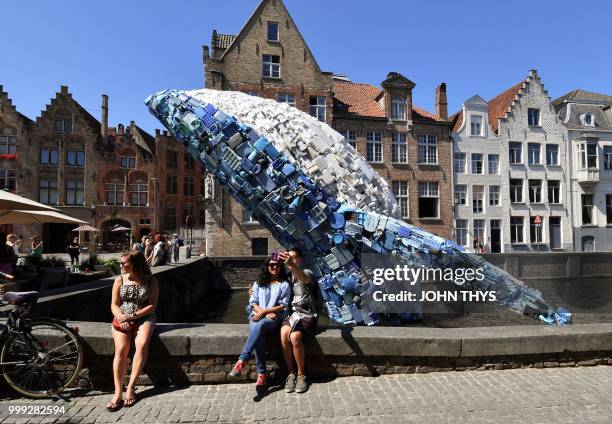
[257,257,288,287]
[289,246,302,258]
[122,251,152,277]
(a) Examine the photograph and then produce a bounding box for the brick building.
[202,0,453,256]
[0,86,202,253]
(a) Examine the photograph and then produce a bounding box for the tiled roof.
[553,89,612,108]
[332,80,446,122]
[487,82,523,133]
[450,111,463,133]
[213,33,236,49]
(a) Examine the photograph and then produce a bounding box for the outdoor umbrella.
[0,190,59,212]
[111,226,131,232]
[72,224,98,232]
[0,209,87,225]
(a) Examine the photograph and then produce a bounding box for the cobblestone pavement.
[1,366,612,423]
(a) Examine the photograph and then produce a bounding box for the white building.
[452,70,572,252]
[554,89,612,251]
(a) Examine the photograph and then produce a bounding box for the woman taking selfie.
[107,251,159,411]
[229,253,291,392]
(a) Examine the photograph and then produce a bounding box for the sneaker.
[255,373,269,392]
[229,360,245,378]
[295,375,309,393]
[285,373,296,393]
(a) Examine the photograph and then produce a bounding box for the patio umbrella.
[0,190,59,212]
[111,226,131,232]
[72,224,98,232]
[0,209,87,225]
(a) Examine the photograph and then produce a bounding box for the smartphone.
[271,252,280,262]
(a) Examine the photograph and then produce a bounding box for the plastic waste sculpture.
[145,89,571,326]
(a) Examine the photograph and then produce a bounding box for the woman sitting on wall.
[107,251,159,412]
[229,253,291,393]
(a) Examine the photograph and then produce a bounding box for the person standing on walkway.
[67,237,80,266]
[31,236,43,257]
[279,247,317,394]
[6,234,21,256]
[170,234,182,263]
[107,251,159,412]
[229,254,291,393]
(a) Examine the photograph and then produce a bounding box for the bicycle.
[0,290,84,398]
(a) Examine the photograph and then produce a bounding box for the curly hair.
[257,256,288,287]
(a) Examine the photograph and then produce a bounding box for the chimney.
[155,129,161,136]
[101,95,108,138]
[129,120,135,134]
[60,85,69,95]
[435,83,448,120]
[117,123,124,135]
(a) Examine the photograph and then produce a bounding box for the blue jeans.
[239,317,281,374]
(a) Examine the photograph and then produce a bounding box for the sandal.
[124,395,137,407]
[106,399,124,412]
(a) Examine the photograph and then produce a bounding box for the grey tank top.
[119,274,152,315]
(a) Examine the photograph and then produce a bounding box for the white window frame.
[528,143,541,165]
[509,142,522,164]
[341,130,356,149]
[277,93,295,107]
[262,54,281,79]
[472,185,484,214]
[510,179,524,203]
[366,131,383,163]
[470,115,483,136]
[488,154,499,174]
[579,141,598,169]
[0,134,17,155]
[528,179,542,203]
[547,180,560,204]
[454,185,467,206]
[489,185,500,206]
[417,181,439,219]
[510,216,524,244]
[129,183,148,207]
[0,168,16,192]
[582,194,594,225]
[546,144,559,166]
[418,135,438,164]
[392,181,409,220]
[454,152,466,174]
[391,133,407,163]
[106,183,124,206]
[391,96,405,120]
[455,220,468,246]
[471,153,484,175]
[309,96,326,122]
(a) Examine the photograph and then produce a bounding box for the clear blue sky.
[2,0,611,133]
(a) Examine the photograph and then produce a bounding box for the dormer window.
[267,22,279,41]
[391,96,405,120]
[580,113,595,127]
[470,115,483,136]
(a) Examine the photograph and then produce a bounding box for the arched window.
[391,96,405,120]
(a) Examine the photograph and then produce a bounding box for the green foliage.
[79,254,101,271]
[103,258,121,276]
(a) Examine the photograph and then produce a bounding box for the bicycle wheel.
[1,318,83,398]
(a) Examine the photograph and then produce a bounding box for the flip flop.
[106,399,124,412]
[124,395,137,407]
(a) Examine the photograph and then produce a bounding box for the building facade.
[202,0,453,255]
[554,89,612,251]
[451,96,503,252]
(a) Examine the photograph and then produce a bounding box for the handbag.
[112,280,140,332]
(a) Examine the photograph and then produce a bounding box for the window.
[418,182,439,218]
[454,185,467,206]
[39,179,58,205]
[309,96,326,122]
[510,179,523,203]
[418,135,437,164]
[582,194,594,225]
[582,236,595,252]
[510,217,524,244]
[106,183,124,205]
[604,146,612,170]
[67,150,85,166]
[267,21,279,41]
[581,113,595,127]
[366,131,382,163]
[470,115,482,136]
[184,153,194,170]
[546,144,559,165]
[548,180,560,204]
[129,184,147,206]
[139,218,151,225]
[528,143,541,165]
[528,108,540,126]
[341,130,356,149]
[528,180,542,203]
[166,150,178,168]
[0,169,16,192]
[262,54,281,78]
[243,208,259,224]
[252,238,269,256]
[245,91,259,97]
[0,134,17,155]
[164,207,176,230]
[278,93,296,107]
[455,220,468,246]
[488,154,499,174]
[183,204,194,223]
[454,153,466,173]
[473,220,485,248]
[579,142,598,169]
[607,195,612,225]
[65,180,84,206]
[392,181,409,219]
[54,119,72,133]
[489,186,500,206]
[530,216,543,244]
[391,96,405,120]
[391,133,407,163]
[184,176,195,196]
[472,185,484,213]
[40,148,59,165]
[166,175,178,194]
[509,142,522,164]
[471,153,483,174]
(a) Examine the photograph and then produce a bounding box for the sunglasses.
[120,261,130,267]
[268,263,280,268]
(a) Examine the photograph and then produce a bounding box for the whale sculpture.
[145,89,571,326]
